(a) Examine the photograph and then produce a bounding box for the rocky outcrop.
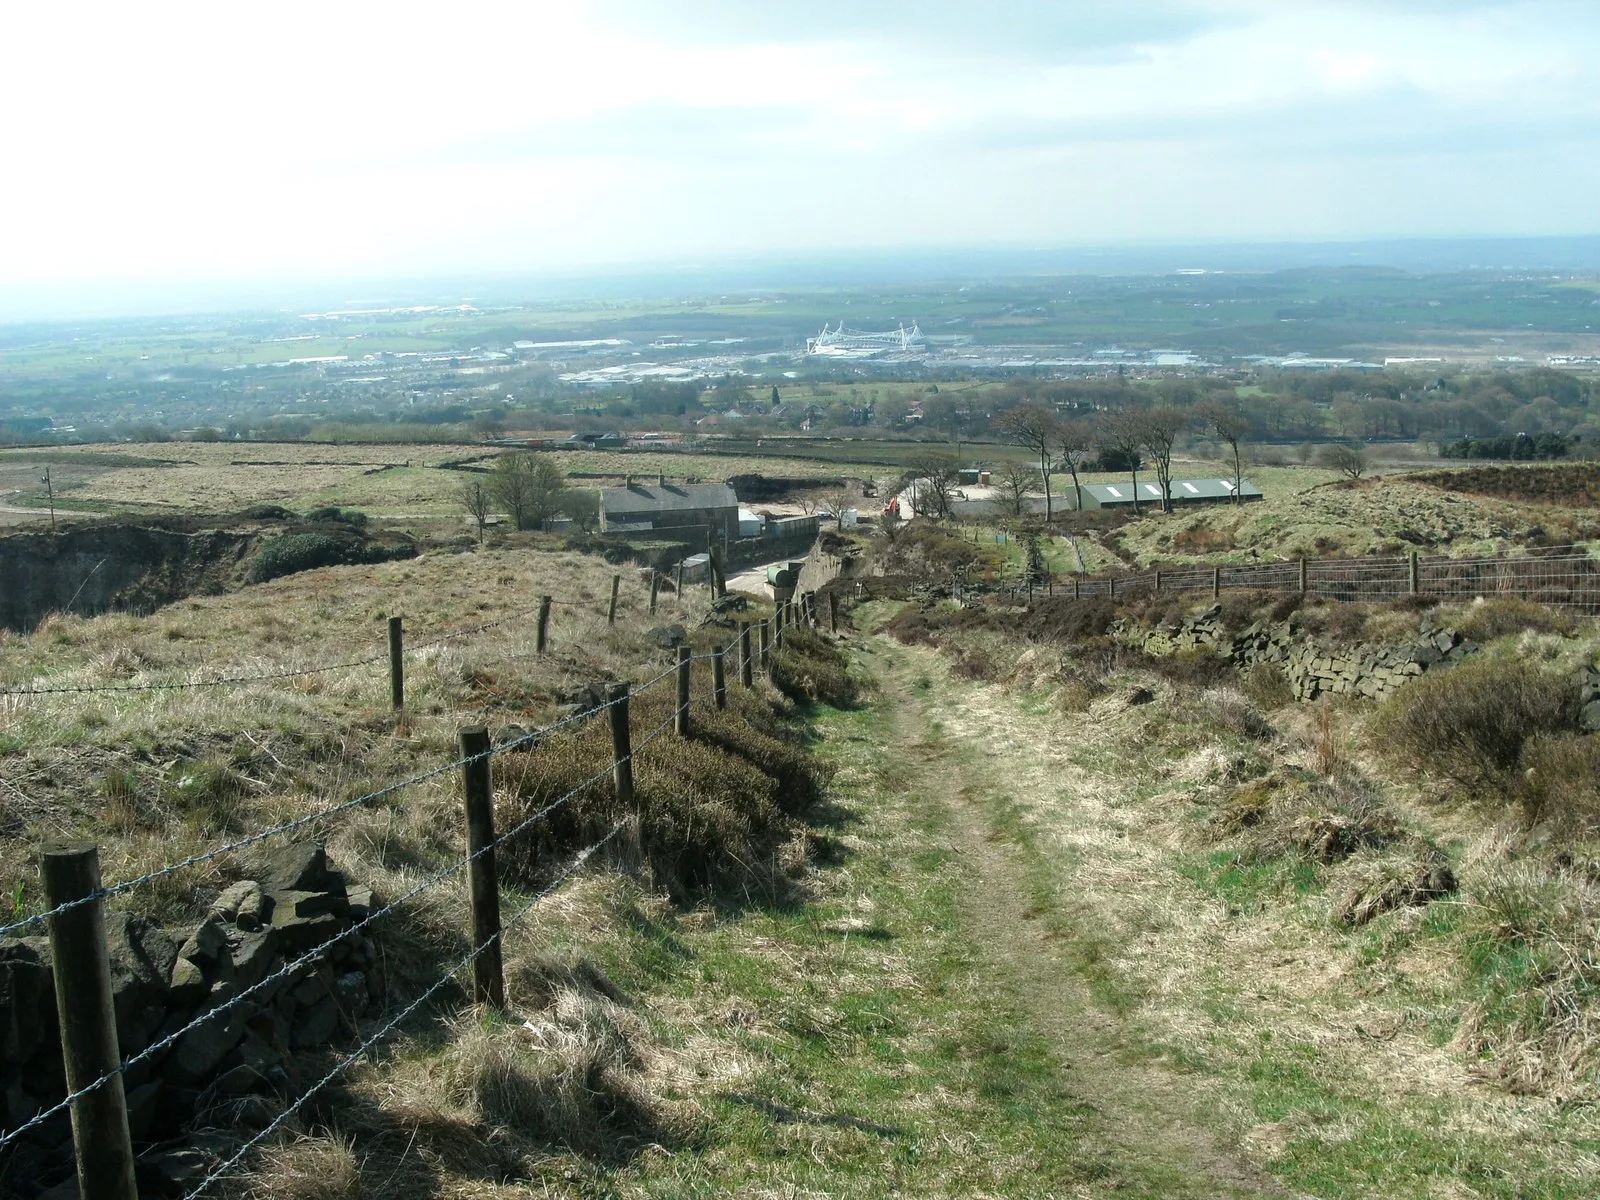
[1122,604,1482,702]
[0,843,381,1188]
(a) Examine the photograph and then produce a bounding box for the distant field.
[0,441,904,518]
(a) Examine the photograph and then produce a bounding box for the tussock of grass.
[1456,857,1600,1091]
[1518,733,1600,836]
[1454,597,1579,643]
[246,1134,364,1200]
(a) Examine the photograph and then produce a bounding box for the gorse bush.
[246,530,411,583]
[1379,656,1580,790]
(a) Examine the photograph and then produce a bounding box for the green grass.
[534,695,1143,1197]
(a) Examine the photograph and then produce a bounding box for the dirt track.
[872,637,1287,1198]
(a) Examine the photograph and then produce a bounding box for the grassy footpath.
[529,683,1210,1198]
[851,624,1600,1200]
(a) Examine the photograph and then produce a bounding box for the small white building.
[737,506,764,538]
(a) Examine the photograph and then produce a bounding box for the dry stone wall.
[1,843,380,1191]
[1121,604,1482,701]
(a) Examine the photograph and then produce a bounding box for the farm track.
[865,636,1286,1198]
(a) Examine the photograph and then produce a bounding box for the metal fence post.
[457,727,504,1009]
[388,615,404,712]
[675,646,692,737]
[536,595,552,653]
[608,573,620,625]
[712,644,727,709]
[740,622,754,686]
[41,844,138,1200]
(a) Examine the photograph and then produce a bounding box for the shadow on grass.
[717,1091,903,1138]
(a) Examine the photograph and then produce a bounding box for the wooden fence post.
[740,622,754,685]
[649,571,659,615]
[712,643,727,709]
[607,683,633,806]
[608,574,620,625]
[675,645,692,737]
[1109,577,1116,600]
[387,615,404,712]
[828,592,838,635]
[675,560,684,603]
[1213,566,1222,599]
[457,727,504,1009]
[1299,558,1308,595]
[759,618,771,667]
[41,844,139,1200]
[536,595,552,653]
[1409,552,1421,596]
[1154,569,1162,592]
[1074,576,1081,600]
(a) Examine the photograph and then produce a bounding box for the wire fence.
[0,568,688,701]
[0,586,821,1194]
[976,547,1600,613]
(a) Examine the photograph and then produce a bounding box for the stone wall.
[1122,604,1482,701]
[1,843,380,1192]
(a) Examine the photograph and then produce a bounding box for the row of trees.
[990,402,1251,516]
[457,454,598,543]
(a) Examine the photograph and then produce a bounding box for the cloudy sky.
[3,0,1599,298]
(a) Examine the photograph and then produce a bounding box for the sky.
[3,0,1600,306]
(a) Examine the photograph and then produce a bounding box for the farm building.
[599,477,740,538]
[1079,478,1263,509]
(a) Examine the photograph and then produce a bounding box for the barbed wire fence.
[0,578,829,1198]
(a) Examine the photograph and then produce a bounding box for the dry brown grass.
[246,1134,365,1200]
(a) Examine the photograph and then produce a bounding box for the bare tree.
[1317,442,1369,480]
[491,453,566,530]
[1055,418,1094,514]
[820,484,860,526]
[1140,406,1188,514]
[1198,402,1250,505]
[906,451,960,520]
[459,474,491,544]
[561,487,600,533]
[1101,410,1150,515]
[994,462,1038,518]
[995,404,1059,521]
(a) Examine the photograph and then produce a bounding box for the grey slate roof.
[600,482,738,516]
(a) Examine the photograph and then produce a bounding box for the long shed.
[1080,477,1263,509]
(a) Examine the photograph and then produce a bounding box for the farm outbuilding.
[598,478,740,538]
[1079,478,1263,510]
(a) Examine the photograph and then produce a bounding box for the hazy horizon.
[4,1,1599,320]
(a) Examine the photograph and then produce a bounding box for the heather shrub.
[1380,657,1580,790]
